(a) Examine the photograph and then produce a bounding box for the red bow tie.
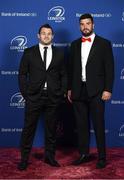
[82,37,91,42]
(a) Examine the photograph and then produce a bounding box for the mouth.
[83,29,90,32]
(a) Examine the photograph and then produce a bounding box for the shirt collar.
[39,43,52,50]
[82,32,95,42]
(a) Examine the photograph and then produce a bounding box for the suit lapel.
[34,45,56,70]
[34,45,45,68]
[86,35,99,64]
[47,45,56,71]
[76,38,82,68]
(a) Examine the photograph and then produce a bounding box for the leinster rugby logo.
[10,35,27,52]
[122,12,124,21]
[120,68,124,80]
[10,92,25,108]
[119,124,124,137]
[48,6,65,23]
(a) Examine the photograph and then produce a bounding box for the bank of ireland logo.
[10,92,25,108]
[10,35,27,52]
[48,6,65,23]
[120,68,124,80]
[119,124,124,137]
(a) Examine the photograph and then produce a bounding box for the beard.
[41,40,52,45]
[82,29,93,37]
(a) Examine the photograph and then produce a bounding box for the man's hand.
[101,91,112,101]
[67,90,72,103]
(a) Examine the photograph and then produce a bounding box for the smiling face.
[80,18,94,37]
[38,27,53,45]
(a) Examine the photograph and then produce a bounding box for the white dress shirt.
[39,43,52,88]
[81,33,95,82]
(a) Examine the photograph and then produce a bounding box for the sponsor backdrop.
[0,0,124,147]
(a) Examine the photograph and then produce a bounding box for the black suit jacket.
[18,44,67,103]
[68,35,114,100]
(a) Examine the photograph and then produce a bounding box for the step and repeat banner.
[0,0,124,147]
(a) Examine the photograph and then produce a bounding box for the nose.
[83,24,88,29]
[45,35,49,38]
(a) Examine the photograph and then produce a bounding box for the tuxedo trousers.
[20,90,58,161]
[73,82,106,160]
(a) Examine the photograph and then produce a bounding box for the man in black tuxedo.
[18,24,67,170]
[68,14,114,168]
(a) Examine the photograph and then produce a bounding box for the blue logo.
[10,92,25,108]
[48,6,65,23]
[120,68,124,80]
[122,12,124,21]
[10,35,27,52]
[119,124,124,137]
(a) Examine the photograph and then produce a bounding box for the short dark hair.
[38,24,54,34]
[79,13,94,23]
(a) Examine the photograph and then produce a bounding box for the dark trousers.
[73,83,106,160]
[20,90,58,161]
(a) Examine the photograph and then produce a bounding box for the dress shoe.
[44,156,60,167]
[72,154,91,165]
[17,161,28,171]
[96,159,106,169]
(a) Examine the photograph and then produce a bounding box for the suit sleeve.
[18,49,29,99]
[68,42,74,90]
[104,41,114,93]
[60,51,67,94]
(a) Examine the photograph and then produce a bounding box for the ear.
[93,24,95,29]
[52,35,54,40]
[37,34,40,39]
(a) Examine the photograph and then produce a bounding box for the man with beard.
[68,13,114,168]
[18,24,67,170]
